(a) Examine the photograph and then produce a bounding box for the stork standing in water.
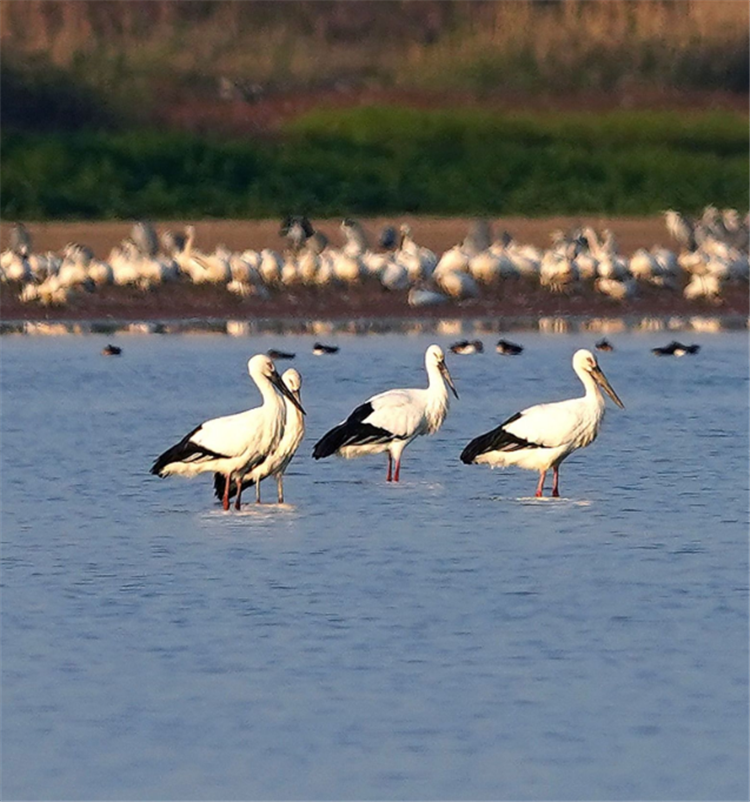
[313,345,458,482]
[461,349,623,497]
[150,355,305,510]
[213,368,306,504]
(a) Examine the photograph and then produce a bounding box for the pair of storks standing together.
[151,345,624,506]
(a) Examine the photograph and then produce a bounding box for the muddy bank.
[2,279,747,325]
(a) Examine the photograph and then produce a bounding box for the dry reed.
[2,0,747,96]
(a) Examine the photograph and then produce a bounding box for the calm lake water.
[2,329,748,800]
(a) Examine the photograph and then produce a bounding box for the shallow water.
[2,330,748,800]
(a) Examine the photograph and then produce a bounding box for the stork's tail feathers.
[460,429,498,464]
[151,436,197,476]
[461,414,529,464]
[312,422,351,459]
[150,425,225,476]
[150,455,169,476]
[313,402,394,459]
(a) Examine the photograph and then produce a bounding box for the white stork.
[461,349,624,497]
[313,345,458,482]
[213,368,306,504]
[150,354,305,510]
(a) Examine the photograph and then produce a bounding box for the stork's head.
[426,345,459,399]
[248,355,306,414]
[573,349,624,409]
[282,368,302,396]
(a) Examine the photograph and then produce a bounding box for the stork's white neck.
[425,359,445,390]
[424,359,450,432]
[253,374,284,411]
[577,366,605,408]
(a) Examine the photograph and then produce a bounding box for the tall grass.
[3,107,746,220]
[1,0,747,109]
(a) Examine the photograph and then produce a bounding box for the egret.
[461,349,624,497]
[150,355,305,510]
[313,345,458,482]
[213,368,306,504]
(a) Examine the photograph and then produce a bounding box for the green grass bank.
[3,107,747,221]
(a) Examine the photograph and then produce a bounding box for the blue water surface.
[2,330,748,800]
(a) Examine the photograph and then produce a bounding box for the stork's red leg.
[552,468,560,498]
[234,477,243,510]
[394,458,401,483]
[535,470,546,498]
[222,473,231,511]
[386,453,393,482]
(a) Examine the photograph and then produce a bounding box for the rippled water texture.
[2,331,748,800]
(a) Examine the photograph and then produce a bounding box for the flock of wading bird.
[150,344,625,509]
[2,206,748,307]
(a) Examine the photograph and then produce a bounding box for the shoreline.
[3,310,746,338]
[2,217,747,328]
[1,281,747,327]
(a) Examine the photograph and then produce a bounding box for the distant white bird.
[178,226,231,284]
[434,245,470,277]
[436,269,479,300]
[313,345,458,482]
[258,248,284,285]
[396,224,437,280]
[664,210,696,251]
[595,276,637,301]
[407,285,449,307]
[213,368,306,504]
[468,250,503,285]
[380,259,411,291]
[461,349,624,497]
[540,250,579,293]
[150,354,305,510]
[1,251,31,282]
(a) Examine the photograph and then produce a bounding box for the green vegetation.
[2,107,747,220]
